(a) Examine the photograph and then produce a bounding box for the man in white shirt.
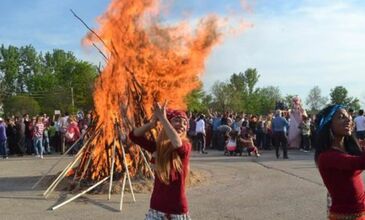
[354,109,365,140]
[58,112,70,154]
[195,114,207,154]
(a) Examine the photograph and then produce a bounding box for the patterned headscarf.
[316,104,344,133]
[166,109,188,122]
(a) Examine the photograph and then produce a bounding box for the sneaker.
[256,153,261,157]
[40,155,44,159]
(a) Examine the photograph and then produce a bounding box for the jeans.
[43,135,50,153]
[33,137,44,156]
[0,140,7,158]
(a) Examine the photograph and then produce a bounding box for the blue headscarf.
[316,104,344,133]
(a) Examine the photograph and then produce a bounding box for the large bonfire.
[80,0,222,182]
[42,0,233,203]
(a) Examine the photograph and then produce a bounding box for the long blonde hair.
[155,129,188,185]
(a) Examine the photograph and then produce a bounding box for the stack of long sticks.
[37,9,157,211]
[39,121,151,211]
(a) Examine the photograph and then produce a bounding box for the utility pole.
[71,87,75,114]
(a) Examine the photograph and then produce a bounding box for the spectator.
[196,114,207,154]
[272,110,289,159]
[299,115,311,152]
[34,116,45,159]
[0,118,8,159]
[59,112,70,154]
[65,116,81,154]
[354,109,365,140]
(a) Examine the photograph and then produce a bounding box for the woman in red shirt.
[315,104,365,220]
[129,102,191,220]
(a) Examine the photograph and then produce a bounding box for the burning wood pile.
[35,0,226,211]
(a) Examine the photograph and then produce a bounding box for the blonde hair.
[155,129,188,185]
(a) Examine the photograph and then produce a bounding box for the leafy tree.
[210,81,232,112]
[0,45,20,98]
[330,86,360,110]
[243,68,260,95]
[257,86,282,114]
[0,45,97,115]
[186,86,208,112]
[3,95,40,116]
[305,86,328,114]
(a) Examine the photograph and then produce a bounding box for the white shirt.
[354,115,365,131]
[195,119,205,134]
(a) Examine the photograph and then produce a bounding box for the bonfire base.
[41,169,206,195]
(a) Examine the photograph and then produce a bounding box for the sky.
[1,0,365,108]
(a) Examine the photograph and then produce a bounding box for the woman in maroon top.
[129,102,191,220]
[315,104,365,220]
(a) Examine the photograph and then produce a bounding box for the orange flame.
[81,0,248,180]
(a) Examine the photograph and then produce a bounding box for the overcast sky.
[1,0,365,107]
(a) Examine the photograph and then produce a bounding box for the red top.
[129,131,191,214]
[318,149,365,214]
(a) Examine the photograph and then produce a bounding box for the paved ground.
[0,149,330,220]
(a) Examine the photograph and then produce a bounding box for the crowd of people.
[0,111,93,159]
[186,108,365,159]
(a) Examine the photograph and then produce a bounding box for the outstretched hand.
[153,101,168,121]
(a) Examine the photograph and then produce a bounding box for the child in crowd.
[299,115,311,152]
[224,131,238,156]
[241,129,260,157]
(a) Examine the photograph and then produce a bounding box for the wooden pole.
[139,148,154,179]
[119,172,127,211]
[51,176,109,210]
[32,136,84,189]
[43,151,83,198]
[108,132,117,200]
[117,128,136,202]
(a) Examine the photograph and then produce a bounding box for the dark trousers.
[212,130,220,149]
[17,135,25,155]
[264,133,272,150]
[302,134,311,151]
[0,140,7,158]
[356,131,365,140]
[273,131,288,158]
[256,131,265,149]
[196,133,206,153]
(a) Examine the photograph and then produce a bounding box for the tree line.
[186,68,361,114]
[0,44,361,117]
[0,44,98,116]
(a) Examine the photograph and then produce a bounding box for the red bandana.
[166,109,188,122]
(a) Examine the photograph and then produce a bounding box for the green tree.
[329,86,360,110]
[305,86,328,114]
[243,68,259,95]
[0,45,20,98]
[210,81,232,112]
[243,68,260,113]
[186,86,208,112]
[0,45,97,115]
[3,95,40,116]
[257,86,282,114]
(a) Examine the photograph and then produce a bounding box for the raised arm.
[154,102,182,149]
[133,115,157,137]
